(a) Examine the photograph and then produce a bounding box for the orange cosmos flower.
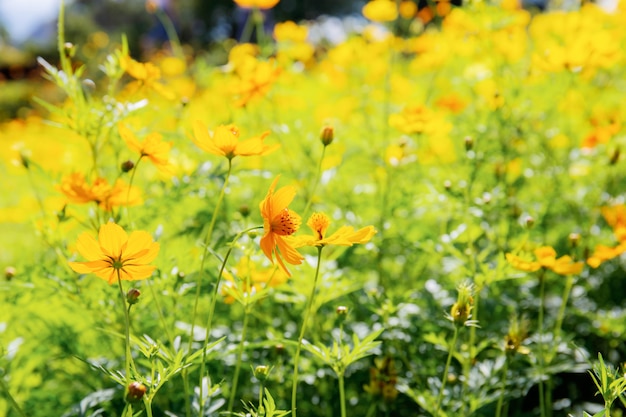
[119,123,173,173]
[192,121,278,160]
[259,176,304,276]
[58,173,142,211]
[233,0,279,9]
[68,222,160,284]
[295,212,377,247]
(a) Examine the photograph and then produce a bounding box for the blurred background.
[0,0,365,120]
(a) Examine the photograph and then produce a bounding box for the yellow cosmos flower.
[118,124,173,173]
[192,121,278,160]
[259,176,304,276]
[233,0,279,9]
[232,59,281,107]
[121,55,175,100]
[295,212,377,247]
[58,173,142,211]
[362,0,399,22]
[506,246,584,275]
[68,222,160,284]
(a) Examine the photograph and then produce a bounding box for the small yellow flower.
[506,246,583,275]
[221,256,288,304]
[121,55,175,100]
[192,121,278,160]
[259,176,304,276]
[68,222,160,284]
[362,0,398,22]
[233,0,280,9]
[118,124,173,173]
[58,173,142,212]
[295,212,376,247]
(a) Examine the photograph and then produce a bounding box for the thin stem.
[258,382,265,410]
[537,272,547,417]
[434,326,459,415]
[291,246,324,417]
[240,8,256,43]
[302,145,327,217]
[154,8,184,60]
[125,155,143,226]
[0,376,28,417]
[227,303,251,413]
[117,272,133,381]
[147,280,174,348]
[197,225,262,416]
[551,274,575,358]
[188,159,233,353]
[495,355,510,417]
[338,373,347,417]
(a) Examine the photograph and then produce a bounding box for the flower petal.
[99,222,128,259]
[68,260,111,274]
[121,264,157,281]
[124,231,159,263]
[192,120,224,156]
[75,232,105,261]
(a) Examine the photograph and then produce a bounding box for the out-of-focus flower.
[68,222,159,284]
[119,124,173,173]
[121,55,175,100]
[362,0,398,22]
[192,121,278,160]
[506,246,584,275]
[363,356,398,403]
[259,176,304,276]
[233,0,279,9]
[58,173,142,212]
[274,21,315,64]
[232,58,281,107]
[399,1,417,19]
[587,205,626,267]
[221,256,288,304]
[294,212,376,248]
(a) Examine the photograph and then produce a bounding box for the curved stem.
[434,326,459,415]
[302,146,327,217]
[125,155,143,226]
[197,225,262,415]
[291,246,324,417]
[188,159,233,352]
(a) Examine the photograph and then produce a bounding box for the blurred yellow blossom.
[58,173,142,212]
[362,0,398,22]
[192,121,278,160]
[118,124,173,174]
[221,256,288,304]
[233,0,279,9]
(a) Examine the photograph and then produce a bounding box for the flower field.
[2,1,626,416]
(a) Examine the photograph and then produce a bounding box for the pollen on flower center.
[307,212,330,240]
[271,208,301,236]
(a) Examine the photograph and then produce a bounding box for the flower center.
[307,212,330,240]
[271,208,300,236]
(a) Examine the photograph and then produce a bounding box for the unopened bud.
[82,79,96,93]
[126,288,141,305]
[320,126,334,146]
[274,343,285,356]
[443,180,452,191]
[239,205,250,217]
[126,381,147,403]
[64,42,76,58]
[5,266,16,281]
[254,365,270,381]
[569,232,580,248]
[121,160,135,173]
[464,136,473,151]
[610,147,620,165]
[524,216,535,228]
[336,305,348,315]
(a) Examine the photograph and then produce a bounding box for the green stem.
[147,280,174,348]
[125,156,143,226]
[227,304,251,414]
[551,274,575,357]
[338,373,347,417]
[434,326,459,415]
[495,355,509,417]
[291,246,324,417]
[538,272,547,417]
[188,159,233,352]
[302,145,327,217]
[155,8,184,60]
[0,376,28,417]
[117,272,133,381]
[197,225,262,416]
[258,382,265,410]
